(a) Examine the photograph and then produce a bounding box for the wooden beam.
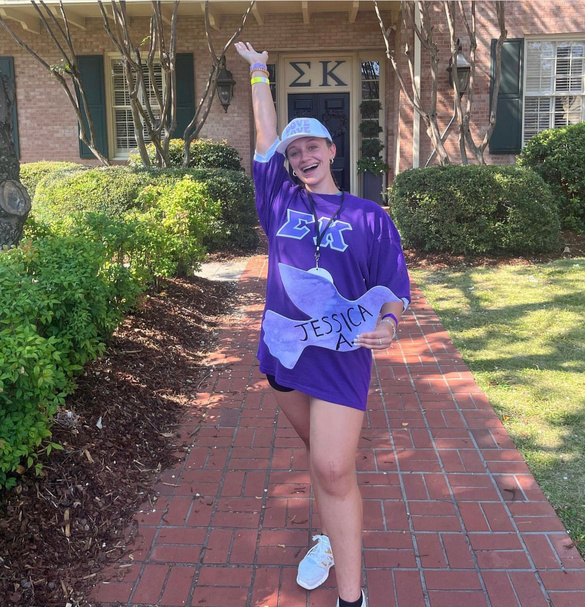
[252,3,263,26]
[349,1,359,23]
[49,6,87,30]
[302,1,310,24]
[0,7,41,34]
[201,2,219,30]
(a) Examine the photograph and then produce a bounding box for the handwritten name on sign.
[262,264,400,369]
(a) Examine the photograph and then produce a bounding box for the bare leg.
[271,389,328,535]
[309,398,364,602]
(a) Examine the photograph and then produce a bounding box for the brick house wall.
[0,8,393,178]
[395,0,585,172]
[1,1,584,186]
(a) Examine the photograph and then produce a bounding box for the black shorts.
[266,374,294,392]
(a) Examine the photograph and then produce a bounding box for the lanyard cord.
[305,189,345,268]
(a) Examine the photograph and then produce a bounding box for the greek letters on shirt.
[276,209,352,252]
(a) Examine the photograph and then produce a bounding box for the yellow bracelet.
[251,76,270,85]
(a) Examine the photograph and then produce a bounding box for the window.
[110,57,164,157]
[361,60,380,102]
[359,61,383,159]
[267,63,277,108]
[524,40,585,142]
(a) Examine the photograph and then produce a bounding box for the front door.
[288,93,350,192]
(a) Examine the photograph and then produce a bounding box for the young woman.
[235,41,410,607]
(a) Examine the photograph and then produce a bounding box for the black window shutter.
[490,38,524,155]
[77,55,108,159]
[174,53,195,139]
[0,56,19,157]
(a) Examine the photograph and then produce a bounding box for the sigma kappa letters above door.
[288,93,350,192]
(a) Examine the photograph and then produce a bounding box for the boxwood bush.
[33,166,152,223]
[33,166,258,251]
[518,122,585,232]
[128,138,244,171]
[20,161,84,198]
[389,165,561,255]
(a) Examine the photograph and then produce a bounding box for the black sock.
[338,593,363,607]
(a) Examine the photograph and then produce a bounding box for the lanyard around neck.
[305,190,345,269]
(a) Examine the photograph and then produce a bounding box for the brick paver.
[93,254,585,606]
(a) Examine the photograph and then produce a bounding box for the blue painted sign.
[262,264,400,369]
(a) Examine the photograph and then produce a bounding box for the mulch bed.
[0,228,583,607]
[404,229,585,269]
[0,274,236,607]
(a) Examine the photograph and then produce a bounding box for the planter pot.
[362,171,385,205]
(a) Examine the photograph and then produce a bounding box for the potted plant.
[358,100,389,205]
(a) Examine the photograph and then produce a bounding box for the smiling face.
[286,137,338,193]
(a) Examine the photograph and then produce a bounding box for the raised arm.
[234,41,278,156]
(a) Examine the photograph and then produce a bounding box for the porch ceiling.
[0,1,400,33]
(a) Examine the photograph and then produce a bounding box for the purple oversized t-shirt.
[253,143,410,410]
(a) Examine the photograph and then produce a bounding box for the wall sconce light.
[216,59,236,112]
[446,39,471,96]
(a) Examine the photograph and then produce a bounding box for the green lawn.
[411,258,585,552]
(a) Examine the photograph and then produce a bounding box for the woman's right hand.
[234,41,268,66]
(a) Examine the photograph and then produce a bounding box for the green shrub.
[132,176,222,275]
[32,166,258,251]
[32,166,151,223]
[359,100,382,119]
[128,138,243,171]
[21,235,128,368]
[389,165,561,255]
[0,234,141,489]
[191,169,258,250]
[518,122,585,232]
[359,121,383,138]
[0,321,66,489]
[150,168,258,250]
[361,139,384,158]
[20,161,84,198]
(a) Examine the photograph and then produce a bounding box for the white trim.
[412,1,421,168]
[277,50,387,197]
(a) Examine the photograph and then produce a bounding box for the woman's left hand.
[354,320,397,350]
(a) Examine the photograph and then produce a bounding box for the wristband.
[381,312,399,326]
[251,76,270,85]
[380,318,397,341]
[250,67,270,77]
[250,62,268,72]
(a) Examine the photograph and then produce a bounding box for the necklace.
[305,190,345,275]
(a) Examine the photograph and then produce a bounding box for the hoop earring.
[292,170,297,177]
[330,158,334,165]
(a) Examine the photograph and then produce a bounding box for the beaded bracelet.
[381,312,399,326]
[250,62,268,72]
[251,76,270,85]
[250,67,270,78]
[380,318,397,341]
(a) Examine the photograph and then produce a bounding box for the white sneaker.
[296,534,335,590]
[336,590,367,607]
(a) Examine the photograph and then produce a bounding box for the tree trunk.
[0,73,31,249]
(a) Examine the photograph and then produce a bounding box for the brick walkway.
[94,254,585,607]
